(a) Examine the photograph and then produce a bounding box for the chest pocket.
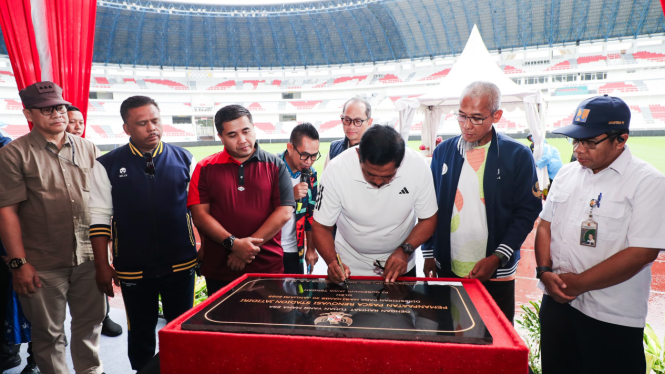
[592,201,626,242]
[548,189,570,228]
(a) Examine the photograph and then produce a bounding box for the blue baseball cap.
[553,95,630,139]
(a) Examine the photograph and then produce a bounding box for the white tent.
[395,25,549,189]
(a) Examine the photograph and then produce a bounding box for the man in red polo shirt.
[188,105,295,295]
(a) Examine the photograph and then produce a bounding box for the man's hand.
[305,248,319,274]
[12,264,41,297]
[559,273,586,298]
[293,182,309,201]
[469,255,501,282]
[423,258,437,278]
[541,272,576,303]
[327,261,350,283]
[95,263,120,297]
[384,249,409,283]
[227,253,246,272]
[231,237,263,263]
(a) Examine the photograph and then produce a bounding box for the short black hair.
[358,125,405,168]
[215,105,253,135]
[290,122,319,147]
[66,105,80,113]
[120,96,159,123]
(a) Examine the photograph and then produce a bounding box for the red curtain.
[44,0,97,138]
[0,0,41,97]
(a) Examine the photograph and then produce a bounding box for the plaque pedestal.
[159,274,528,374]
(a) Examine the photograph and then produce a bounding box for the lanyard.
[45,135,78,168]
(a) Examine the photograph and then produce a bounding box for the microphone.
[297,168,311,211]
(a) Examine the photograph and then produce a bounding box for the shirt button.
[62,168,65,172]
[71,200,74,203]
[67,184,71,187]
[240,176,244,179]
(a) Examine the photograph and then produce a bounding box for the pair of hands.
[227,237,263,271]
[327,247,409,284]
[423,255,501,282]
[540,272,583,303]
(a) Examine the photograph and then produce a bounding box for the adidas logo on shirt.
[398,187,409,195]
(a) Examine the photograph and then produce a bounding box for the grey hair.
[342,96,372,119]
[460,81,502,113]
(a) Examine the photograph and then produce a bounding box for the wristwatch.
[400,242,415,255]
[222,236,236,250]
[9,258,27,270]
[536,266,553,279]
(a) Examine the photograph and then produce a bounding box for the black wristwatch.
[222,236,236,250]
[400,242,415,255]
[536,266,553,279]
[9,258,27,270]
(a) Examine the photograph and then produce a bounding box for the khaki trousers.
[19,260,105,374]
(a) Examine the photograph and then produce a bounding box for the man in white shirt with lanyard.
[312,125,437,282]
[535,95,665,374]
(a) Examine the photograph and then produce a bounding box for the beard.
[457,138,481,156]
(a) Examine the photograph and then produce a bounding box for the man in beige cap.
[0,82,105,374]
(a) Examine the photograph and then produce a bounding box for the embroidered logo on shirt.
[119,167,128,178]
[442,163,448,175]
[399,187,410,195]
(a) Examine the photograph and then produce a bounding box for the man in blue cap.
[535,95,665,373]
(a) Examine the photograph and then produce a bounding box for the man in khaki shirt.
[0,82,105,374]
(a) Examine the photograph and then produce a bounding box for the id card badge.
[580,219,598,247]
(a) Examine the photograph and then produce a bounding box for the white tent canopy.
[395,25,549,188]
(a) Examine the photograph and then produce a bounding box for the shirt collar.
[607,145,631,176]
[219,142,262,165]
[280,150,302,179]
[128,139,164,158]
[29,130,71,151]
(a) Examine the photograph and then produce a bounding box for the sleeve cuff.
[421,248,434,259]
[493,246,512,267]
[89,224,112,239]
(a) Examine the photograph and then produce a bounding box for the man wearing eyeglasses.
[535,95,665,374]
[278,123,320,274]
[423,81,541,324]
[0,82,105,374]
[88,96,198,370]
[324,97,373,169]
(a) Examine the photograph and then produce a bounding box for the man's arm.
[534,219,575,303]
[0,205,41,297]
[312,220,348,282]
[560,247,660,297]
[251,205,293,243]
[190,204,262,264]
[88,159,119,297]
[384,213,437,282]
[304,231,319,273]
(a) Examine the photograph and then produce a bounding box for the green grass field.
[184,137,665,174]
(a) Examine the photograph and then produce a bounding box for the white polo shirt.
[539,145,665,328]
[313,147,438,276]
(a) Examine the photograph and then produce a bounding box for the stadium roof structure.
[1,0,664,69]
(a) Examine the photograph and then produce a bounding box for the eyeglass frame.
[35,104,68,116]
[340,116,370,127]
[291,146,321,162]
[456,111,496,126]
[568,135,615,150]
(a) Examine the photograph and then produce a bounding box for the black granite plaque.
[181,277,492,344]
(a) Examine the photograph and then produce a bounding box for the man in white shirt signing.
[312,125,437,282]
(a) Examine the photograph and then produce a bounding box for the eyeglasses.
[568,136,613,150]
[38,105,67,116]
[292,146,321,162]
[456,112,495,126]
[340,116,370,127]
[144,152,155,177]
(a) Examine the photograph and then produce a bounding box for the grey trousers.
[19,260,105,374]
